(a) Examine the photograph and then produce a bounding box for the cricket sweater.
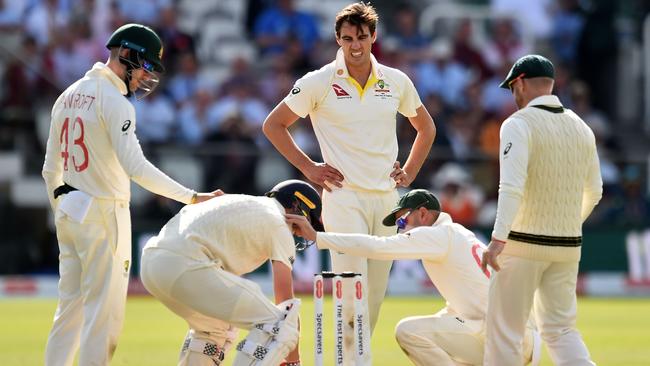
[491,95,603,262]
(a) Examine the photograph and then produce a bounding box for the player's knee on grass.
[232,299,301,366]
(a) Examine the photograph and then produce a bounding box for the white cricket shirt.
[146,195,295,275]
[284,48,422,192]
[42,62,194,207]
[317,213,489,321]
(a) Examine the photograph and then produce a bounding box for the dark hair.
[335,2,379,38]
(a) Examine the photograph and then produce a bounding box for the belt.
[53,183,78,199]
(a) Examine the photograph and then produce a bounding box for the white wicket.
[353,274,365,365]
[313,271,366,365]
[314,273,325,366]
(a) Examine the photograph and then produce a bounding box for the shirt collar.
[86,62,128,95]
[526,94,563,108]
[433,212,452,226]
[334,48,384,80]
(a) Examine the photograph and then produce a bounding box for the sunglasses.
[396,210,414,231]
[508,73,526,92]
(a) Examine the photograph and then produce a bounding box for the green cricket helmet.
[106,23,165,73]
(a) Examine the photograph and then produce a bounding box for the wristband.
[190,192,198,204]
[491,237,506,244]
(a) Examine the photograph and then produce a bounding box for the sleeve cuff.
[315,232,330,249]
[284,100,308,119]
[491,230,508,243]
[182,190,197,205]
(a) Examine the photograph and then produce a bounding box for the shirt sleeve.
[283,71,321,118]
[104,96,195,204]
[397,72,422,118]
[268,223,296,269]
[316,226,450,261]
[41,103,64,212]
[492,117,530,241]
[581,132,603,222]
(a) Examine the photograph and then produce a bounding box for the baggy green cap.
[499,54,554,89]
[382,189,441,227]
[106,23,165,73]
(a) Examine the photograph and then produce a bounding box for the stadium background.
[0,0,650,364]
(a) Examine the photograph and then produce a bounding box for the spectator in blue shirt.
[253,0,319,56]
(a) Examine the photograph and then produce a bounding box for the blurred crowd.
[0,0,649,273]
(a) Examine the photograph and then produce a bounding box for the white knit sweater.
[492,95,603,262]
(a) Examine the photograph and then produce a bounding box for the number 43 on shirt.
[59,116,89,172]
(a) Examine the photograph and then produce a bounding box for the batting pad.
[232,299,301,366]
[183,338,225,365]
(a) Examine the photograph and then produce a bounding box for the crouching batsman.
[141,180,323,366]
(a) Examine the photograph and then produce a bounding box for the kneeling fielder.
[141,180,323,366]
[288,189,540,366]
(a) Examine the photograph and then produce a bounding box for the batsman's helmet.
[266,179,324,231]
[106,23,165,73]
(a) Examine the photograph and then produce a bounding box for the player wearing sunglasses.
[286,189,540,366]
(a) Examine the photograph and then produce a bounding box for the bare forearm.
[286,340,300,363]
[403,124,435,178]
[271,260,300,362]
[263,122,313,173]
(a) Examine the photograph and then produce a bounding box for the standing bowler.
[263,3,435,364]
[481,55,602,365]
[42,24,220,365]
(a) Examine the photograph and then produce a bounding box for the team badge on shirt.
[373,79,392,98]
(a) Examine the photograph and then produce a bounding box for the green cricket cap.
[382,189,441,227]
[499,54,555,89]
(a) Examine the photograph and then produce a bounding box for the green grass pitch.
[1,296,649,365]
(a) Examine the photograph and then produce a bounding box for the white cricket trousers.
[322,188,399,366]
[484,254,595,366]
[45,199,131,366]
[140,247,285,365]
[396,308,537,366]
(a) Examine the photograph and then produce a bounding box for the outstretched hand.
[302,162,343,192]
[285,213,318,242]
[193,189,225,204]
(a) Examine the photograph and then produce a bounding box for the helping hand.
[285,213,317,242]
[193,189,225,204]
